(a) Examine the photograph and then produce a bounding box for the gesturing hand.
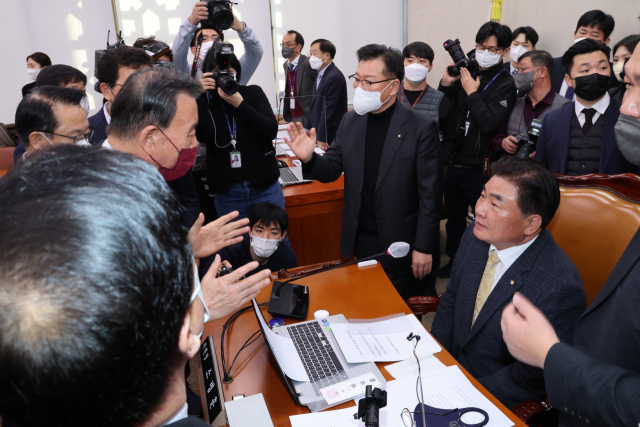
[188,1,208,25]
[202,255,272,320]
[285,122,316,162]
[188,211,250,259]
[460,67,481,95]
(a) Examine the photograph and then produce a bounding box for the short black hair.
[476,21,513,50]
[250,202,289,232]
[133,36,174,62]
[35,64,86,87]
[311,38,337,60]
[403,42,434,64]
[562,38,612,76]
[0,145,192,427]
[490,156,560,229]
[15,86,85,147]
[575,10,615,40]
[287,30,305,49]
[26,52,51,67]
[96,46,152,88]
[356,44,404,82]
[202,47,243,82]
[110,67,202,140]
[512,26,539,47]
[190,24,224,47]
[613,34,640,57]
[518,50,554,75]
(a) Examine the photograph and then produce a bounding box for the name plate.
[198,336,227,426]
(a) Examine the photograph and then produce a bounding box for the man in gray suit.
[281,30,316,126]
[431,157,586,409]
[287,44,442,300]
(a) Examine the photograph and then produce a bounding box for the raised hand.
[188,211,250,258]
[285,122,316,162]
[188,1,208,25]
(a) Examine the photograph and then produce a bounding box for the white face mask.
[80,96,90,116]
[475,48,503,68]
[199,40,214,61]
[75,139,91,147]
[189,263,210,338]
[510,45,529,64]
[574,37,588,44]
[353,81,393,115]
[39,132,54,146]
[404,63,429,83]
[250,234,281,259]
[309,53,327,71]
[27,68,41,81]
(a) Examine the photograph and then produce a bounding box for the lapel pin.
[510,280,515,286]
[398,134,401,138]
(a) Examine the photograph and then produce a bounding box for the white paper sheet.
[314,147,325,155]
[279,142,291,150]
[289,405,362,427]
[331,314,441,363]
[251,299,309,382]
[384,352,447,386]
[285,150,295,157]
[319,372,383,405]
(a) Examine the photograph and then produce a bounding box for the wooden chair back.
[0,147,15,178]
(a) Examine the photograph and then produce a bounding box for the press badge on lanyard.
[221,101,241,168]
[289,66,297,110]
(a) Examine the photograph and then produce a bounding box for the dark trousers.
[353,230,438,301]
[444,166,488,259]
[192,169,219,226]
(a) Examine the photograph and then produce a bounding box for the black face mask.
[571,73,610,101]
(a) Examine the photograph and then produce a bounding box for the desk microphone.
[268,242,410,320]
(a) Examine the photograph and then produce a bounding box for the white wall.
[407,0,640,90]
[0,1,116,123]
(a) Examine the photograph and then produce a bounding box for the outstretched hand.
[188,211,250,258]
[285,122,316,162]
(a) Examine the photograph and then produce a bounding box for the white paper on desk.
[384,352,447,386]
[285,150,296,157]
[331,314,441,363]
[278,142,291,150]
[314,146,325,155]
[290,405,362,427]
[251,299,309,382]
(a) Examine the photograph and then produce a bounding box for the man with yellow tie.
[431,156,586,409]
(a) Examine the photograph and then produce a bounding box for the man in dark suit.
[281,30,317,126]
[431,157,586,409]
[305,39,348,150]
[287,44,442,299]
[550,10,619,101]
[535,39,637,175]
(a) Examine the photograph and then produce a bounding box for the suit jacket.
[534,97,638,174]
[306,62,348,145]
[544,227,640,427]
[282,54,317,121]
[88,107,109,146]
[551,57,621,94]
[503,61,515,76]
[431,224,586,409]
[302,101,442,264]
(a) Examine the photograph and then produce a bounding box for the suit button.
[585,418,590,424]
[461,350,469,355]
[582,164,586,168]
[564,407,568,412]
[571,410,575,416]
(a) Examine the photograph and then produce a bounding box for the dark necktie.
[582,108,596,135]
[565,85,575,101]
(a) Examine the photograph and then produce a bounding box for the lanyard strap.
[400,85,428,108]
[479,68,505,95]
[220,101,237,143]
[190,33,204,78]
[288,65,298,95]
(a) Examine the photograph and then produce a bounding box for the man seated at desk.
[209,202,298,276]
[431,156,586,409]
[0,146,211,427]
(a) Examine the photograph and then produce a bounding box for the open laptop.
[278,166,312,187]
[251,300,386,412]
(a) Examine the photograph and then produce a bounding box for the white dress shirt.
[574,92,610,127]
[488,235,539,292]
[287,53,300,70]
[102,139,112,150]
[509,62,518,77]
[161,403,188,426]
[103,101,111,125]
[316,62,331,89]
[559,79,572,99]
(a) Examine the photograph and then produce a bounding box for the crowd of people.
[1,3,640,426]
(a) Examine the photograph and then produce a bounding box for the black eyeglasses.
[39,129,94,144]
[349,74,395,90]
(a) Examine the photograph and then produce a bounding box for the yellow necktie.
[472,250,501,326]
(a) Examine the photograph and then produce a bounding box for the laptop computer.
[278,167,312,187]
[251,299,386,412]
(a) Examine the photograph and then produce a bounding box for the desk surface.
[201,264,525,427]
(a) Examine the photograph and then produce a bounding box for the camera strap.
[191,32,204,78]
[400,86,427,108]
[220,101,237,147]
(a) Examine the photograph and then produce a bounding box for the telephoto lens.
[205,0,234,30]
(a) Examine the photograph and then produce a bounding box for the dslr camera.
[514,118,542,159]
[203,0,235,30]
[206,41,238,95]
[443,38,478,77]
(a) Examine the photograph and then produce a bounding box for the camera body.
[355,385,387,427]
[207,41,239,95]
[203,0,234,30]
[514,118,543,159]
[443,38,478,77]
[95,30,126,80]
[218,265,233,277]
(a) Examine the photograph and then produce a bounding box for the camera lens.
[217,74,238,95]
[213,6,234,30]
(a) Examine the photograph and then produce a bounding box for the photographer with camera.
[172,1,263,84]
[492,50,568,158]
[195,44,283,223]
[438,22,517,278]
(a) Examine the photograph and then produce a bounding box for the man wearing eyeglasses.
[437,21,517,279]
[287,44,442,300]
[279,30,317,127]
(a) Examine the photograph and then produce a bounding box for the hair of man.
[96,46,153,88]
[356,43,405,82]
[476,21,513,50]
[402,41,435,63]
[286,30,305,49]
[190,24,224,47]
[512,26,539,47]
[575,9,615,40]
[249,202,289,232]
[133,36,174,62]
[518,49,555,76]
[310,38,337,60]
[35,64,86,87]
[562,38,612,76]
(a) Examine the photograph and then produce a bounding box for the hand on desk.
[412,250,432,279]
[202,254,272,320]
[189,211,250,258]
[501,292,560,369]
[286,122,316,162]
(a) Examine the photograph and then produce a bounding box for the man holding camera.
[172,1,263,84]
[438,21,517,278]
[534,39,638,175]
[492,50,568,157]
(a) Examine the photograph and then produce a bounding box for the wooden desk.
[279,154,345,266]
[201,264,525,427]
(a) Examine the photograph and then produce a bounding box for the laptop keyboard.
[288,322,347,395]
[279,167,299,184]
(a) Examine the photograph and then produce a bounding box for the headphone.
[407,332,421,343]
